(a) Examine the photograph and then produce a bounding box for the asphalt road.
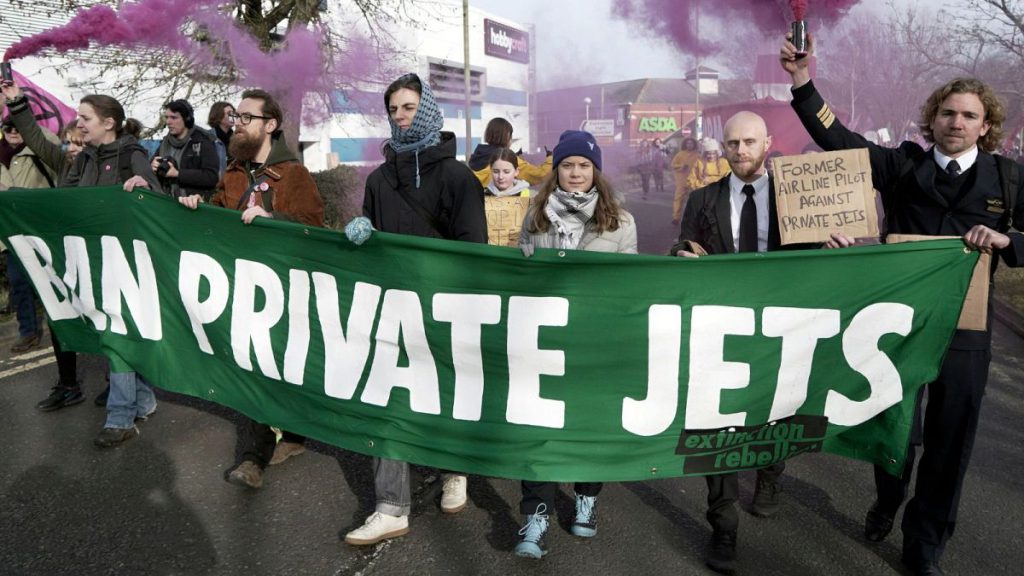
[1,183,1022,576]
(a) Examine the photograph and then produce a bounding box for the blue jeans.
[105,371,157,429]
[6,251,38,338]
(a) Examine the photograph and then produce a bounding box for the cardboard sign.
[485,195,530,247]
[772,149,880,244]
[887,234,990,331]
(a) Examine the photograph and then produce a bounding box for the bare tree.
[814,11,944,141]
[4,0,412,137]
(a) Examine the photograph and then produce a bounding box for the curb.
[992,296,1024,339]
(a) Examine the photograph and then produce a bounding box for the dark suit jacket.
[669,174,782,255]
[791,79,1024,349]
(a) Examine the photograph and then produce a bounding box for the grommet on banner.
[138,194,144,200]
[558,250,565,257]
[368,440,375,448]
[650,467,658,475]
[963,247,971,254]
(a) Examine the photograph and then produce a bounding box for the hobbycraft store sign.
[484,19,530,64]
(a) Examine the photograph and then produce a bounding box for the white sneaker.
[441,474,468,514]
[344,512,409,546]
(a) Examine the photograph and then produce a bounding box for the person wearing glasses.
[178,88,324,488]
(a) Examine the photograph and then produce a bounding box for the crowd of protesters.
[0,25,1022,575]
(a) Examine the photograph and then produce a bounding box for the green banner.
[0,186,976,481]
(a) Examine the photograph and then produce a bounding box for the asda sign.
[638,116,679,133]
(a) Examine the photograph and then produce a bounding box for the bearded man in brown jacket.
[178,88,324,487]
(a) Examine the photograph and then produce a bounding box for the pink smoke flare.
[4,0,385,127]
[3,0,215,61]
[612,0,861,55]
[791,0,809,21]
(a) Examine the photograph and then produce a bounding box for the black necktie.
[946,160,961,177]
[739,184,758,253]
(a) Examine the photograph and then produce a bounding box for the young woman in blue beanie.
[514,129,638,558]
[345,73,487,547]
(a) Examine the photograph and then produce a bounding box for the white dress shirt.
[729,172,770,253]
[934,145,978,174]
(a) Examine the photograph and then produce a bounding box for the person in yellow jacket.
[670,137,700,224]
[688,138,731,192]
[469,117,551,186]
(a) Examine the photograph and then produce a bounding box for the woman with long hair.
[468,117,552,186]
[1,80,161,448]
[515,130,637,558]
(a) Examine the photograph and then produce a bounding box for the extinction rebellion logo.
[676,415,828,474]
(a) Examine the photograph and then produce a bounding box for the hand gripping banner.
[0,186,977,481]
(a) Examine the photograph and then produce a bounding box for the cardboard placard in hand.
[887,234,990,331]
[772,149,880,244]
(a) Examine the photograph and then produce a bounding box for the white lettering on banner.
[283,270,311,385]
[826,303,913,425]
[762,307,841,421]
[362,289,441,415]
[18,235,922,434]
[314,275,380,400]
[100,236,161,340]
[231,259,284,380]
[686,306,756,429]
[63,236,107,330]
[8,235,78,321]
[622,304,682,436]
[433,293,502,421]
[179,251,230,355]
[506,296,567,429]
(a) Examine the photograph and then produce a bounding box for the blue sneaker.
[571,493,598,537]
[514,504,549,558]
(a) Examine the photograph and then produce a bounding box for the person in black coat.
[152,99,220,200]
[670,111,788,575]
[782,33,1024,576]
[345,73,486,548]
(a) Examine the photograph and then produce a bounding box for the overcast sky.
[470,0,899,89]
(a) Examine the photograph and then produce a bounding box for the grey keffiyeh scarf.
[543,187,599,249]
[386,74,444,188]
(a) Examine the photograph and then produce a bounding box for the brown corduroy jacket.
[210,137,324,227]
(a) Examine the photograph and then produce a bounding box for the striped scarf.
[543,187,599,250]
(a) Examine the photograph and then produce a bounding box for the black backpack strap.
[27,155,55,188]
[235,175,270,211]
[119,144,146,184]
[994,154,1020,232]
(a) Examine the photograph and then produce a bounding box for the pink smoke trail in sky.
[3,0,215,61]
[612,0,861,55]
[2,0,383,126]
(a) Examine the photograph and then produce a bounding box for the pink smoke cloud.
[4,0,214,61]
[791,0,809,21]
[612,0,860,55]
[4,0,385,126]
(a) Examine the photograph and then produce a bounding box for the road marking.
[0,346,54,367]
[0,356,56,380]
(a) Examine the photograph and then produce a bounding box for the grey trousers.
[374,457,411,516]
